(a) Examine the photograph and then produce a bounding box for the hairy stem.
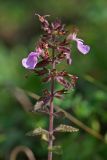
[48,48,55,160]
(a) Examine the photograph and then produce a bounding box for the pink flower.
[22,47,43,69]
[22,52,39,69]
[68,33,90,54]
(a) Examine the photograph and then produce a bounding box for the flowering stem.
[48,48,55,160]
[21,14,90,160]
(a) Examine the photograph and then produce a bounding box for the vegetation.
[0,0,107,160]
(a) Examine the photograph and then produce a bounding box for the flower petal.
[22,52,38,69]
[29,52,39,57]
[77,41,90,54]
[67,33,77,41]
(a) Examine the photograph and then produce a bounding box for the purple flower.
[76,41,90,54]
[67,33,90,54]
[22,52,39,69]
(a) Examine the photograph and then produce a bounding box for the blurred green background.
[0,0,107,160]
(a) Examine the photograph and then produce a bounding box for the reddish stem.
[48,48,55,160]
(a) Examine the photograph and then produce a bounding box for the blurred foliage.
[0,0,107,160]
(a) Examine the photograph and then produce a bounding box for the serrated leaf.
[26,127,47,136]
[55,124,79,133]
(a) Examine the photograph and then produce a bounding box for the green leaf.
[55,124,79,133]
[48,145,62,155]
[26,127,48,136]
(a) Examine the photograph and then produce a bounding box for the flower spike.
[21,14,90,160]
